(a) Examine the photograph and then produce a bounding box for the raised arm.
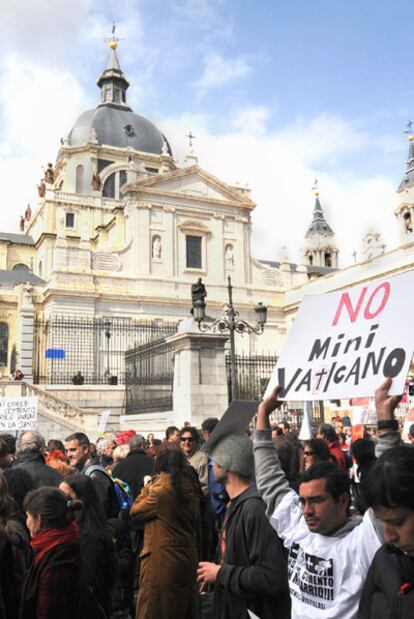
[374,377,402,457]
[253,387,291,519]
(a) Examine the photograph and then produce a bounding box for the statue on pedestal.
[25,204,32,222]
[191,277,207,313]
[19,216,25,232]
[44,163,54,184]
[92,173,102,191]
[37,180,46,198]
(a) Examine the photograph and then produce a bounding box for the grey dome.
[68,106,171,155]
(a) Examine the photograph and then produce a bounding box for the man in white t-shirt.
[253,378,401,619]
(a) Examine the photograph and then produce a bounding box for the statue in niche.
[152,236,162,259]
[44,163,55,184]
[25,204,32,222]
[92,173,102,191]
[225,244,234,268]
[19,216,25,232]
[404,211,413,233]
[37,180,46,197]
[191,277,207,313]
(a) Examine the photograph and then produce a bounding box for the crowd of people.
[0,377,412,618]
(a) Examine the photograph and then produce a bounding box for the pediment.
[128,165,254,208]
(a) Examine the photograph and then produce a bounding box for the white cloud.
[194,52,252,93]
[232,105,272,135]
[161,111,399,267]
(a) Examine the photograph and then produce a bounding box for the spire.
[305,179,334,238]
[397,121,414,191]
[97,24,131,110]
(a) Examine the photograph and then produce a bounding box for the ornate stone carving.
[92,252,121,271]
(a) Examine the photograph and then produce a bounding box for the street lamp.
[192,276,267,400]
[103,319,111,381]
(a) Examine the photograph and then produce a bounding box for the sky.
[0,0,412,266]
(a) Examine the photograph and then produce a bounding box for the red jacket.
[328,441,347,468]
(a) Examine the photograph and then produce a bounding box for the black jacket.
[358,544,414,619]
[13,452,62,487]
[112,448,154,499]
[213,485,291,619]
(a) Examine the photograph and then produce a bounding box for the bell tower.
[303,180,338,268]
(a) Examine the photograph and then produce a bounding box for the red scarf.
[31,521,80,564]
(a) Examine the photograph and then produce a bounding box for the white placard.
[0,397,38,431]
[266,271,414,400]
[97,409,111,434]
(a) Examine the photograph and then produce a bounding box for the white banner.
[266,271,414,400]
[0,397,38,431]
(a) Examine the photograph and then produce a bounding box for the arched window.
[38,260,42,277]
[12,263,29,272]
[103,172,116,198]
[324,252,332,267]
[76,165,84,194]
[102,170,127,199]
[0,323,9,366]
[308,255,313,265]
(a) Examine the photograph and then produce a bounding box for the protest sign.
[97,409,111,434]
[0,397,38,431]
[265,270,414,400]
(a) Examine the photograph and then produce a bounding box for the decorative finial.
[404,120,414,142]
[312,177,319,196]
[186,131,196,149]
[104,22,122,50]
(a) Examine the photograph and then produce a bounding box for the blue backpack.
[85,465,133,514]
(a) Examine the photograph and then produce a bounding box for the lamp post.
[103,319,111,381]
[192,276,267,401]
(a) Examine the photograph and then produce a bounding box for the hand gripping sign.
[265,271,414,400]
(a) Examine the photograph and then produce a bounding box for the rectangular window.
[186,235,202,269]
[65,212,75,228]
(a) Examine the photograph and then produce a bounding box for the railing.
[33,316,177,385]
[20,381,86,430]
[125,338,174,413]
[50,190,121,210]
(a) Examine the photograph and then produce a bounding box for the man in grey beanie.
[197,434,290,619]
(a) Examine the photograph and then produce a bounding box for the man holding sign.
[254,378,401,619]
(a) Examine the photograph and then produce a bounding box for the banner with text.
[0,397,38,431]
[265,271,414,400]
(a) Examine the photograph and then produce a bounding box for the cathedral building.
[1,37,412,414]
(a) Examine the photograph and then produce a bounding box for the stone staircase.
[0,381,87,441]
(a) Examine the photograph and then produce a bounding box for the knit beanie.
[209,434,253,478]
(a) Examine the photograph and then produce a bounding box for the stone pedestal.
[18,286,36,381]
[166,329,229,428]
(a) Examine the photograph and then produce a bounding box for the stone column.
[18,285,36,381]
[166,323,229,428]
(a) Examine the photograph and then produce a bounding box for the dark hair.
[152,439,161,446]
[409,423,414,438]
[201,418,219,434]
[179,426,200,444]
[0,472,16,521]
[350,438,376,468]
[0,434,16,455]
[281,421,290,431]
[23,487,81,530]
[48,439,65,452]
[64,475,106,532]
[64,432,90,448]
[304,438,332,462]
[364,446,414,510]
[299,461,350,502]
[3,468,36,510]
[154,444,198,498]
[318,423,338,443]
[165,426,179,440]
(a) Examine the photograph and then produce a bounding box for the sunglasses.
[180,437,195,442]
[304,451,314,456]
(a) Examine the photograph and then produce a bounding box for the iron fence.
[226,353,324,430]
[125,338,174,413]
[33,316,177,385]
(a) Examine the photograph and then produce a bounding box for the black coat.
[358,544,414,619]
[213,485,291,619]
[13,452,62,487]
[112,449,154,499]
